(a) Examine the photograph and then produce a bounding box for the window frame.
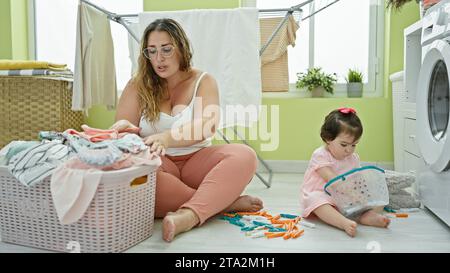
[245,0,385,97]
[28,0,143,94]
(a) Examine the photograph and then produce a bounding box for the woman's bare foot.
[224,195,263,213]
[162,208,200,242]
[359,210,391,228]
[341,219,358,237]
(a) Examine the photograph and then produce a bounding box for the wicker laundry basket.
[0,76,84,148]
[0,165,158,253]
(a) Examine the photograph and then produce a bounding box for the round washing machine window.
[417,39,450,172]
[428,60,449,141]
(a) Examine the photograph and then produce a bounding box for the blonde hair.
[134,18,193,123]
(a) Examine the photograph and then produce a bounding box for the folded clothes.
[0,60,68,70]
[72,134,148,167]
[388,181,414,192]
[39,126,147,167]
[388,196,421,210]
[385,170,415,185]
[0,140,40,165]
[51,149,161,225]
[388,189,412,196]
[77,144,123,167]
[8,140,73,187]
[66,124,141,143]
[0,69,73,77]
[384,170,420,209]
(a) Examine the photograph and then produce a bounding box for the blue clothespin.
[383,206,396,213]
[280,213,299,219]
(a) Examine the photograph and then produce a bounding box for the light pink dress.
[300,146,360,218]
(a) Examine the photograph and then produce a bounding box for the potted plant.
[296,67,337,97]
[346,69,364,98]
[386,0,420,10]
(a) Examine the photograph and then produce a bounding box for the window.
[33,0,143,92]
[254,0,384,96]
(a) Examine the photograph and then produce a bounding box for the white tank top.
[139,72,212,156]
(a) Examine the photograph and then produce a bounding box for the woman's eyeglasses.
[143,45,175,60]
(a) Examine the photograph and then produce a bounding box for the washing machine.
[417,0,450,226]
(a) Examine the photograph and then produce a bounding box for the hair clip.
[338,107,356,114]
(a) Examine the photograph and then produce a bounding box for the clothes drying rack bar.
[78,0,340,188]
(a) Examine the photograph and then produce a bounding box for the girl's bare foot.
[359,210,391,228]
[341,219,358,237]
[224,195,263,213]
[162,208,200,242]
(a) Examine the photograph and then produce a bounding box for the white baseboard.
[257,160,394,173]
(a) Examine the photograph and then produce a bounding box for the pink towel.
[51,159,103,225]
[65,124,141,142]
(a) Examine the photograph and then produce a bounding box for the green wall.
[0,0,13,59]
[0,0,28,60]
[384,2,420,95]
[10,0,29,60]
[223,97,394,162]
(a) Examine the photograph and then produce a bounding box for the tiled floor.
[1,173,449,253]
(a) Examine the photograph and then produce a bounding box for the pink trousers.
[154,144,257,225]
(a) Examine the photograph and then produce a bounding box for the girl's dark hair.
[320,109,363,142]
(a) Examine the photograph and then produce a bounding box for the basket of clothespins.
[324,165,390,217]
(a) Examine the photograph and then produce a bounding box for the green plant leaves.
[346,69,363,83]
[296,67,337,94]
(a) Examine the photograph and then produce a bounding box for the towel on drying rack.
[260,15,299,92]
[73,2,117,113]
[137,8,261,129]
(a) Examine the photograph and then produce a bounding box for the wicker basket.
[0,76,84,148]
[0,165,158,253]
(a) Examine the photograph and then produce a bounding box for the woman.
[111,18,263,242]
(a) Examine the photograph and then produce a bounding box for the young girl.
[300,107,390,237]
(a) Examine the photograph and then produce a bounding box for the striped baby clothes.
[8,140,73,187]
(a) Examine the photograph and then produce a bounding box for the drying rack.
[79,0,341,188]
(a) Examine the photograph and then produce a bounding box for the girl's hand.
[110,119,138,131]
[143,133,169,156]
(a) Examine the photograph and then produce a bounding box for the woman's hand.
[143,133,169,156]
[110,119,138,131]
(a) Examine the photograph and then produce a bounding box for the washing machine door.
[417,39,450,172]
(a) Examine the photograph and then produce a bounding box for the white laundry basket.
[324,165,389,217]
[0,165,158,253]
